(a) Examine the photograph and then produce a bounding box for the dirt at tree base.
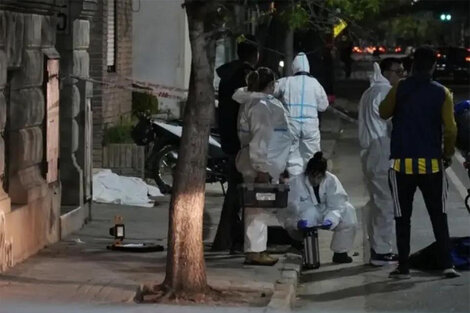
[135,283,272,307]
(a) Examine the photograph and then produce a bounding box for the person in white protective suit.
[358,58,404,266]
[280,152,358,263]
[274,52,329,176]
[233,67,293,266]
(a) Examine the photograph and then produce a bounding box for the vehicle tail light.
[395,47,402,53]
[352,46,362,53]
[437,53,442,58]
[378,46,386,53]
[466,56,470,62]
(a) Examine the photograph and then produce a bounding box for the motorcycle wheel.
[152,144,178,194]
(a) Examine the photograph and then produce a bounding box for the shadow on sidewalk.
[301,264,381,283]
[300,278,441,302]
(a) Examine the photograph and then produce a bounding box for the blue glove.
[297,219,309,230]
[321,219,333,230]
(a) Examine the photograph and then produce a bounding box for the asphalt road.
[294,119,470,313]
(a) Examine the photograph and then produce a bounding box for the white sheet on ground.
[92,169,162,207]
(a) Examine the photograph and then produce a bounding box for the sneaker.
[389,267,411,279]
[443,268,461,279]
[244,252,279,266]
[332,252,353,264]
[370,250,399,266]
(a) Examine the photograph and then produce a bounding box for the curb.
[267,253,302,312]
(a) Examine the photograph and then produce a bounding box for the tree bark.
[284,27,295,76]
[162,1,216,297]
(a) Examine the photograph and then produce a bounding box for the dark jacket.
[217,60,254,155]
[380,74,457,159]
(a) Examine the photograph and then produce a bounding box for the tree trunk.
[284,27,294,76]
[162,1,215,297]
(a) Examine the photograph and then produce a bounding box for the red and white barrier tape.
[68,75,187,100]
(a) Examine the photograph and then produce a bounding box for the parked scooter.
[131,116,228,194]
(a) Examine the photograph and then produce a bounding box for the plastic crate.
[238,183,289,208]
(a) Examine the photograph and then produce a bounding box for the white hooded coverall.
[275,53,329,176]
[358,62,394,254]
[233,88,293,253]
[280,172,358,253]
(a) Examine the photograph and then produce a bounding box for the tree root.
[135,283,223,304]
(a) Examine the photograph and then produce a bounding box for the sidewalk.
[295,117,470,313]
[0,188,299,308]
[0,110,341,311]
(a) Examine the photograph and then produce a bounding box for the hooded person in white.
[358,59,403,265]
[280,152,357,262]
[275,52,329,176]
[232,67,293,265]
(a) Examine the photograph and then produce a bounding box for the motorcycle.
[131,116,228,194]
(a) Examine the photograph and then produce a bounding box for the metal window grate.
[107,0,117,72]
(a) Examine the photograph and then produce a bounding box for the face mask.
[309,173,325,186]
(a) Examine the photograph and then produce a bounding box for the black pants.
[211,155,243,251]
[388,170,453,270]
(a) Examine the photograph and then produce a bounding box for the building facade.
[90,0,133,168]
[132,0,191,119]
[0,0,95,272]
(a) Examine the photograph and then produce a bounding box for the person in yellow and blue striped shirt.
[379,46,460,280]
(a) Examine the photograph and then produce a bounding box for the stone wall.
[0,2,61,272]
[90,0,133,168]
[0,0,96,272]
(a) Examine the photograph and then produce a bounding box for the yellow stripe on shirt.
[393,159,401,172]
[431,159,439,173]
[405,158,413,174]
[392,158,441,174]
[418,158,426,174]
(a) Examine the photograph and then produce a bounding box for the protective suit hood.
[292,53,310,74]
[370,62,390,87]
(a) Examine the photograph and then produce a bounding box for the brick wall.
[90,0,132,168]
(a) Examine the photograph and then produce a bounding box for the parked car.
[434,47,470,83]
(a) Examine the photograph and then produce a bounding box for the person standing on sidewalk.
[274,52,329,177]
[233,68,293,265]
[212,36,259,252]
[379,46,460,279]
[358,59,403,266]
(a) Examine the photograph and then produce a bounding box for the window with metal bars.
[107,0,117,72]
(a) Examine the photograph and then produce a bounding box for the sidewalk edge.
[267,253,302,312]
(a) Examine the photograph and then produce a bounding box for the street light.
[440,13,452,22]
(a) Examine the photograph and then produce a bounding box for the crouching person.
[281,152,358,263]
[233,67,293,266]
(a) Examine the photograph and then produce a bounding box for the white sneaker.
[443,268,461,278]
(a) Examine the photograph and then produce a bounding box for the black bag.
[238,183,289,208]
[409,237,470,271]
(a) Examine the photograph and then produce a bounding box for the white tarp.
[93,169,162,207]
